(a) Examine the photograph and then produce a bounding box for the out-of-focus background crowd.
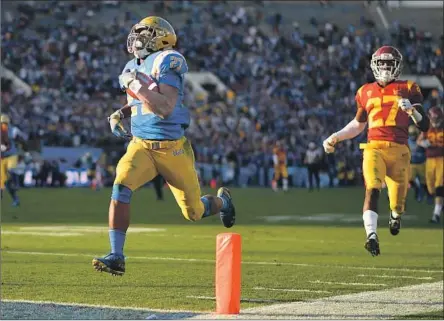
[1,0,443,188]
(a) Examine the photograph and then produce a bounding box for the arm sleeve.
[354,88,368,123]
[408,82,423,106]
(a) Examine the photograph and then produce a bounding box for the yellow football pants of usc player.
[425,157,444,195]
[409,163,426,184]
[114,136,204,221]
[273,164,288,181]
[0,155,18,189]
[361,141,411,214]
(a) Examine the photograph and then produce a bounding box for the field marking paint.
[1,231,82,237]
[310,280,387,287]
[260,214,418,223]
[3,250,443,274]
[2,283,443,320]
[357,274,434,280]
[253,287,331,294]
[191,281,444,319]
[186,296,279,304]
[18,226,166,233]
[1,299,199,314]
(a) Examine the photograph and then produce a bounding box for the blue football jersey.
[408,137,426,164]
[119,50,190,140]
[2,125,17,158]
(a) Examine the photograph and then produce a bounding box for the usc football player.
[272,140,289,192]
[417,106,444,224]
[323,46,430,256]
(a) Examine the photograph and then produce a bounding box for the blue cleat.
[12,199,20,207]
[217,187,236,228]
[92,253,125,276]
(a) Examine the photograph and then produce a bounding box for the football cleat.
[429,215,440,224]
[92,253,125,276]
[364,233,380,257]
[217,187,236,228]
[389,214,401,236]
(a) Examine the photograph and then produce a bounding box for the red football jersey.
[355,80,423,145]
[273,146,287,165]
[425,126,444,158]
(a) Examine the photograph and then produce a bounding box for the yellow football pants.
[361,141,411,214]
[409,163,426,184]
[114,136,204,221]
[0,155,18,189]
[425,156,444,195]
[273,164,288,180]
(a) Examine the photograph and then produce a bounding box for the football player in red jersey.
[323,46,430,256]
[417,106,444,224]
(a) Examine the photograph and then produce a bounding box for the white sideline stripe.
[310,280,387,287]
[186,296,278,304]
[253,287,331,294]
[357,274,434,280]
[1,231,82,237]
[1,299,199,314]
[3,250,443,274]
[191,281,444,319]
[18,226,166,233]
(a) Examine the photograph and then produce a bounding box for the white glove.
[418,139,431,148]
[398,98,414,116]
[108,110,131,139]
[0,144,7,152]
[119,69,137,89]
[323,133,339,154]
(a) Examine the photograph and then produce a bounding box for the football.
[126,72,159,99]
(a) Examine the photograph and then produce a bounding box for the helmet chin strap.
[134,48,150,59]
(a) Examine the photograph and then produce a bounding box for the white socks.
[391,211,401,218]
[363,210,378,238]
[433,203,443,217]
[283,178,288,191]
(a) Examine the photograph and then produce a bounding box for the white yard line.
[357,274,434,280]
[253,287,331,294]
[191,281,444,320]
[1,231,83,237]
[186,296,279,304]
[2,250,443,274]
[2,282,443,320]
[1,299,195,314]
[310,280,387,287]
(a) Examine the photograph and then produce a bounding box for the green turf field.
[1,187,443,319]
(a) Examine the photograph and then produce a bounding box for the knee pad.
[111,184,133,204]
[436,186,444,197]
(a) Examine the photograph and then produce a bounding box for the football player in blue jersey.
[408,125,429,203]
[1,114,20,207]
[92,17,236,276]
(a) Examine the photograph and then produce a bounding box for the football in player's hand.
[126,72,159,99]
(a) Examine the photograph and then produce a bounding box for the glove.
[398,98,414,116]
[323,133,339,154]
[1,144,7,152]
[418,139,431,148]
[108,110,132,139]
[119,69,137,89]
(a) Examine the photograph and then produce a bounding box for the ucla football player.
[92,17,236,276]
[1,114,20,207]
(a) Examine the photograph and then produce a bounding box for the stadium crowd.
[1,0,443,186]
